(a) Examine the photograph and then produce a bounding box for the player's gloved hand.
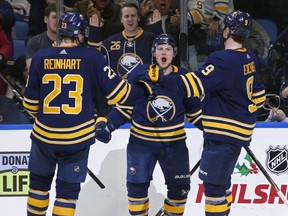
[95,117,115,143]
[145,65,164,84]
[133,65,163,100]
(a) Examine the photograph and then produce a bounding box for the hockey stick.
[245,146,288,207]
[87,168,105,189]
[155,159,201,216]
[0,72,23,101]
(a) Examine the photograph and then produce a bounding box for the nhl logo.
[266,145,288,175]
[129,167,136,175]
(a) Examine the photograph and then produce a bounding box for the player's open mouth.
[162,57,167,62]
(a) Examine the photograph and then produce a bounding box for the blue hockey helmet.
[152,34,178,55]
[58,12,88,38]
[223,10,252,39]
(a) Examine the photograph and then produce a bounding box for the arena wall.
[0,123,287,216]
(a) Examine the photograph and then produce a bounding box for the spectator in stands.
[203,0,234,50]
[187,0,206,71]
[187,0,234,70]
[86,0,124,40]
[0,21,27,124]
[10,0,30,21]
[26,3,57,71]
[0,24,13,96]
[140,0,181,66]
[265,81,288,122]
[63,0,88,15]
[204,0,232,35]
[2,55,32,124]
[0,0,16,42]
[140,0,179,34]
[64,0,81,8]
[5,55,27,100]
[27,0,55,37]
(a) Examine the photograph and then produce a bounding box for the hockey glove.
[145,65,163,83]
[95,117,115,144]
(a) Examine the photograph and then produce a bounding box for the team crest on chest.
[147,96,176,123]
[117,53,142,79]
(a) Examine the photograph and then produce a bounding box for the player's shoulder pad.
[177,66,189,75]
[127,64,150,84]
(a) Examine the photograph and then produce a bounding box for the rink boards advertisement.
[0,123,287,216]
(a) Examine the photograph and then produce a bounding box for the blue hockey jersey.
[23,46,142,151]
[108,64,203,142]
[161,48,266,146]
[88,28,155,79]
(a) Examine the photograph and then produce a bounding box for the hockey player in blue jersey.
[87,2,163,116]
[23,12,146,216]
[88,2,162,79]
[142,11,266,216]
[95,34,203,216]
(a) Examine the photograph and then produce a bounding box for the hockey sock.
[128,196,149,216]
[27,188,49,215]
[52,198,76,216]
[225,190,232,215]
[163,197,187,215]
[205,196,228,216]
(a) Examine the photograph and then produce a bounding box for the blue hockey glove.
[95,117,115,144]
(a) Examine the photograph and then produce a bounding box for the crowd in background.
[0,0,288,123]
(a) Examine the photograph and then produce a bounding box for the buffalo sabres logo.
[117,53,142,79]
[147,96,176,123]
[266,145,288,175]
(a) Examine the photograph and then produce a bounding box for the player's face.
[153,0,172,15]
[121,7,139,35]
[45,11,57,34]
[154,44,174,68]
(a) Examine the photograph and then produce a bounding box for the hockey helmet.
[152,34,178,55]
[58,12,88,38]
[223,10,252,39]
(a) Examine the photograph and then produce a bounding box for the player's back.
[197,48,266,146]
[199,48,261,118]
[23,46,112,150]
